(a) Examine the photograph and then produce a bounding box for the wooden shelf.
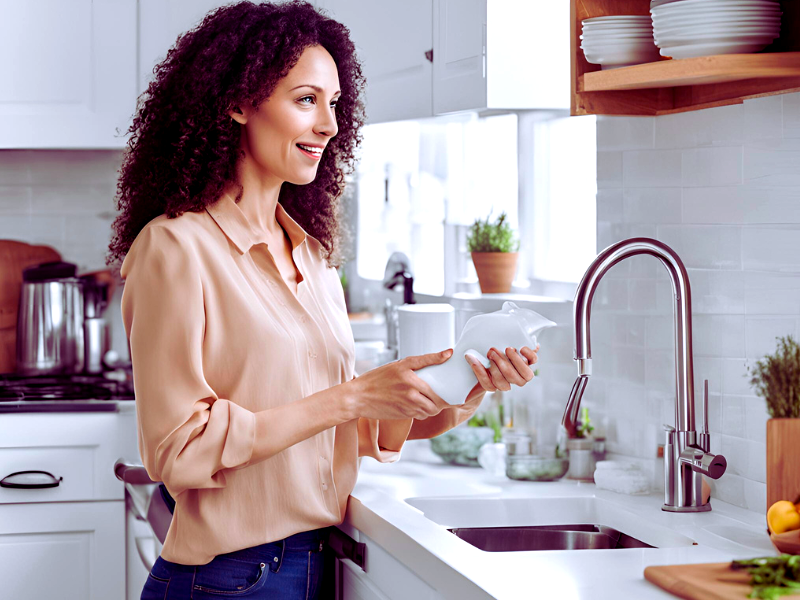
[581,53,800,92]
[571,0,800,116]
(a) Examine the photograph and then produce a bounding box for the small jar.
[566,437,595,481]
[502,429,533,456]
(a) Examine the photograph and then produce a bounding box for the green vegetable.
[576,406,594,439]
[749,335,800,418]
[466,211,520,253]
[731,554,800,599]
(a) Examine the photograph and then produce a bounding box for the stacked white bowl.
[651,0,782,59]
[580,15,660,70]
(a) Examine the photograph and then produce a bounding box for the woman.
[108,2,539,598]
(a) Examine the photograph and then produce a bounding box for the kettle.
[15,261,85,375]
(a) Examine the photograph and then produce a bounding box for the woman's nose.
[313,105,338,139]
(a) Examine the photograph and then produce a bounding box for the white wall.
[592,92,800,514]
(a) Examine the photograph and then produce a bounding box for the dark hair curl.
[106,0,365,270]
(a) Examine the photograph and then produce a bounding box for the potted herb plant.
[467,211,520,294]
[749,335,800,510]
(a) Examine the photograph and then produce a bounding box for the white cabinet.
[0,0,137,149]
[433,0,570,114]
[0,412,134,600]
[314,0,434,124]
[138,0,233,97]
[334,526,444,600]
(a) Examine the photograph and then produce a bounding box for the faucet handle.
[698,379,711,452]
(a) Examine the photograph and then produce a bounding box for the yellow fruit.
[768,500,800,534]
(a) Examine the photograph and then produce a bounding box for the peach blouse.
[120,192,479,565]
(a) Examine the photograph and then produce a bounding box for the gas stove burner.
[0,373,134,402]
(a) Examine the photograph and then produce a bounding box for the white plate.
[659,40,770,58]
[582,41,658,52]
[654,22,779,35]
[654,29,779,42]
[582,32,655,39]
[652,0,780,14]
[655,32,778,47]
[583,48,661,65]
[653,16,781,29]
[582,16,652,26]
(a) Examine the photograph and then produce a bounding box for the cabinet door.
[0,500,125,600]
[316,0,433,124]
[432,0,487,115]
[138,0,233,97]
[0,0,137,149]
[339,557,392,600]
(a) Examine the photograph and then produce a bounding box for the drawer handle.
[0,470,63,489]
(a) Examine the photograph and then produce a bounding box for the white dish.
[652,0,780,13]
[581,32,655,40]
[583,46,661,65]
[659,40,770,58]
[656,33,778,47]
[583,15,652,23]
[582,41,658,52]
[654,23,779,36]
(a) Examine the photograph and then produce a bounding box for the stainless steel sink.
[448,524,654,552]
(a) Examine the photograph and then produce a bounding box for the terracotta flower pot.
[471,252,518,294]
[767,418,800,515]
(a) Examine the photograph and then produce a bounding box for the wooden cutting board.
[0,240,62,374]
[645,562,800,600]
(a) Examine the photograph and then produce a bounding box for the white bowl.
[581,32,655,40]
[659,39,771,58]
[656,33,778,47]
[583,46,661,66]
[582,41,658,52]
[652,0,781,13]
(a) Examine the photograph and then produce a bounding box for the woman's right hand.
[345,349,453,421]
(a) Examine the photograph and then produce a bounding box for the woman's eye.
[299,96,315,105]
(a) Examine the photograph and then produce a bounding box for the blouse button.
[308,350,317,359]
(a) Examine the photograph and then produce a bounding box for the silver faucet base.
[662,502,712,513]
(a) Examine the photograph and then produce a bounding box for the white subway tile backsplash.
[783,92,800,138]
[743,396,769,444]
[31,185,117,214]
[743,95,783,142]
[0,151,34,185]
[742,479,767,515]
[740,185,800,224]
[745,271,800,315]
[0,215,32,243]
[722,358,754,396]
[655,103,743,149]
[693,315,746,358]
[597,116,654,151]
[745,316,797,360]
[597,151,623,189]
[687,270,745,315]
[682,146,743,187]
[623,149,682,187]
[623,187,682,223]
[596,189,623,222]
[0,186,31,215]
[745,139,800,187]
[629,279,658,312]
[721,397,746,438]
[657,225,742,270]
[644,349,673,391]
[27,151,123,186]
[682,186,745,224]
[742,226,800,272]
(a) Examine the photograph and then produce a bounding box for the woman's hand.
[465,345,539,392]
[345,349,453,421]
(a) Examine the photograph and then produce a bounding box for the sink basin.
[404,495,696,549]
[449,524,653,552]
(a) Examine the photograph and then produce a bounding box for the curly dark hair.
[106,0,365,271]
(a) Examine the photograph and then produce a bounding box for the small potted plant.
[467,211,520,294]
[749,335,800,510]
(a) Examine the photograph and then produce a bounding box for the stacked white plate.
[580,15,660,69]
[651,0,782,59]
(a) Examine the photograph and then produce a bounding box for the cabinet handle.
[424,48,433,63]
[328,527,367,571]
[0,469,63,489]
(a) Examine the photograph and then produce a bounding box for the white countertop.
[343,441,775,600]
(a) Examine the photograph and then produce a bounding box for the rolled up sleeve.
[121,225,256,497]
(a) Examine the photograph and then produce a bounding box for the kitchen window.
[350,111,596,301]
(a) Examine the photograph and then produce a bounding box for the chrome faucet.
[562,237,727,512]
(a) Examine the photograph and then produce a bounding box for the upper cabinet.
[320,0,570,123]
[571,0,800,116]
[0,0,137,149]
[433,0,570,115]
[315,0,434,124]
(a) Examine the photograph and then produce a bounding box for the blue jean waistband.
[216,526,333,562]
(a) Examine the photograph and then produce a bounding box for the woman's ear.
[229,106,246,124]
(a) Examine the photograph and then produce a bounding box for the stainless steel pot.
[15,261,85,375]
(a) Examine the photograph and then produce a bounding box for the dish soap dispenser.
[415,301,555,405]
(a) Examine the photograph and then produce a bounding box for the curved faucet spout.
[563,237,696,435]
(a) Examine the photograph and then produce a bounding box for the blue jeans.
[140,526,334,599]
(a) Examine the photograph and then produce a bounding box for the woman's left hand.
[465,345,539,392]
